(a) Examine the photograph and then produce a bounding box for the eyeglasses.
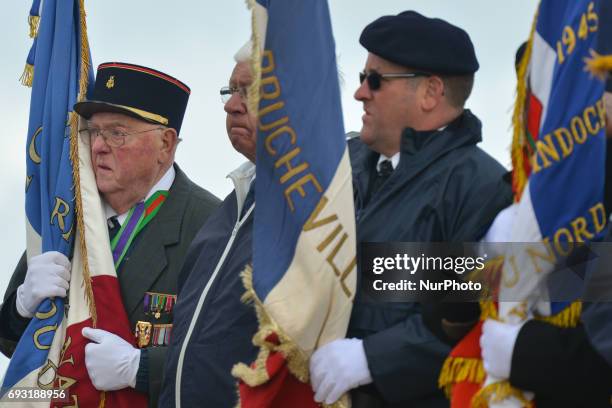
[220,86,249,103]
[359,70,430,91]
[79,126,164,148]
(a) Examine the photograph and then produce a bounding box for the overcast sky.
[0,0,538,374]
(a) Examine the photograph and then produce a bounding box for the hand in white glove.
[16,251,71,318]
[309,338,372,405]
[82,327,140,391]
[480,319,526,380]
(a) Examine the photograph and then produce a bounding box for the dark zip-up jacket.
[347,110,513,407]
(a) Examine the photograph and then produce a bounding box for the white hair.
[234,40,252,63]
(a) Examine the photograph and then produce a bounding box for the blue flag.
[1,0,92,395]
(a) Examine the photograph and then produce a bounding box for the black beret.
[360,11,479,75]
[74,62,190,135]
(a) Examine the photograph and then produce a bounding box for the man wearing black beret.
[0,63,220,407]
[309,11,512,407]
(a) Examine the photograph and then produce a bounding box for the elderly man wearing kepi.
[159,43,259,408]
[0,62,219,406]
[309,11,512,408]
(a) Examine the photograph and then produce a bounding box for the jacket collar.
[399,109,482,158]
[351,110,482,212]
[228,160,256,217]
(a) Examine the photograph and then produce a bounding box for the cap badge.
[106,75,115,89]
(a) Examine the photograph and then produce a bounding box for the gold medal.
[135,321,152,348]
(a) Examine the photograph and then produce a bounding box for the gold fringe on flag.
[28,15,40,38]
[510,8,539,201]
[69,0,96,327]
[479,300,498,321]
[20,63,34,87]
[232,265,310,385]
[538,301,581,328]
[437,300,581,401]
[438,357,486,398]
[231,265,347,408]
[472,380,534,408]
[584,50,612,80]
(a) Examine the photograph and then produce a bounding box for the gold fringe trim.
[246,0,262,118]
[479,300,581,327]
[231,265,310,384]
[70,0,96,325]
[538,301,581,328]
[438,357,485,398]
[231,265,347,408]
[98,391,105,408]
[439,300,581,399]
[479,300,498,321]
[511,8,538,201]
[28,15,40,38]
[20,63,34,87]
[472,381,533,408]
[584,51,612,80]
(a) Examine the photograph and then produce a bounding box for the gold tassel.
[511,8,539,201]
[584,50,612,80]
[472,381,533,408]
[20,63,34,87]
[28,15,40,38]
[98,391,106,408]
[71,0,96,324]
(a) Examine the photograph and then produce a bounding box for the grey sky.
[0,0,538,374]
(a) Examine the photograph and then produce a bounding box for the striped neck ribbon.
[111,190,169,269]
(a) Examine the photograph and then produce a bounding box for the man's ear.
[159,127,178,162]
[421,76,445,112]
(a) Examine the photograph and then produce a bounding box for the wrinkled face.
[88,112,164,201]
[354,53,422,155]
[224,62,257,162]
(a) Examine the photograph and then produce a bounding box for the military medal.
[151,324,173,346]
[135,321,152,348]
[144,291,177,319]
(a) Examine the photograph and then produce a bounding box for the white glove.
[16,251,71,318]
[480,319,526,380]
[310,338,372,405]
[82,327,140,391]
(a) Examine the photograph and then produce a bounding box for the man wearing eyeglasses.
[309,11,512,408]
[0,62,220,407]
[159,42,259,408]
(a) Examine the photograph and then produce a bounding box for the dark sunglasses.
[359,70,430,90]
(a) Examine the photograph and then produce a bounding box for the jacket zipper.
[175,204,254,407]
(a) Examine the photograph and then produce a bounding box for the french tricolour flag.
[232,1,357,407]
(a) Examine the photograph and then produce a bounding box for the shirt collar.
[377,152,400,171]
[227,160,256,208]
[104,165,176,225]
